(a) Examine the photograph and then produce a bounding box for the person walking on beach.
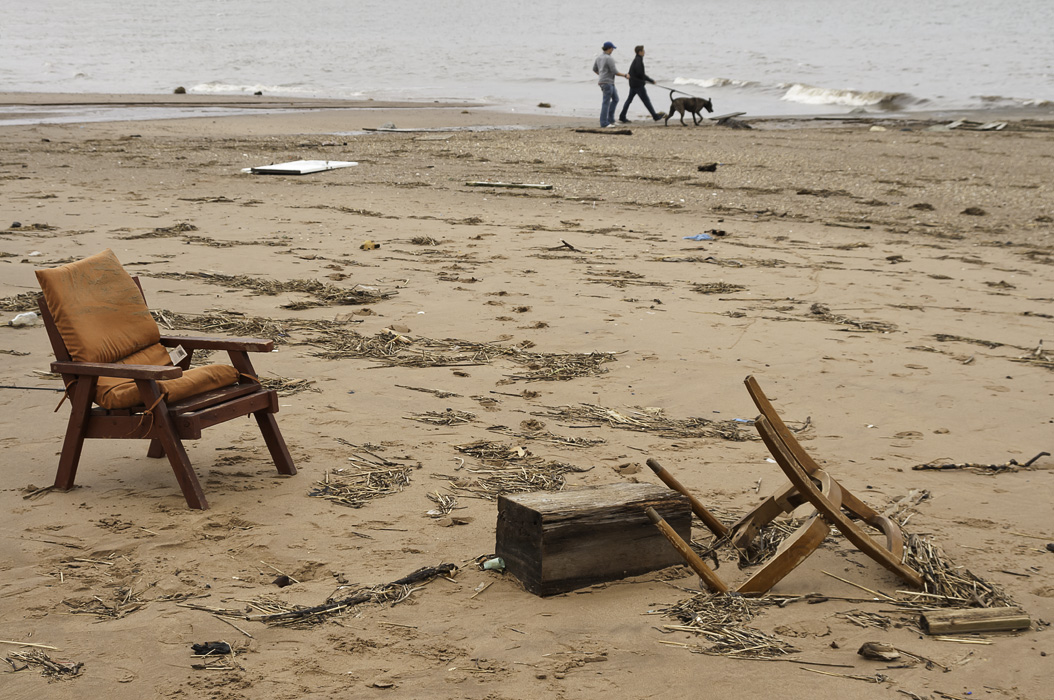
[592,41,628,128]
[618,45,665,123]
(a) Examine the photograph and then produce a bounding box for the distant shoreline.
[1,91,1052,130]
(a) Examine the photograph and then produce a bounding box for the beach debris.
[242,160,358,175]
[395,384,460,399]
[913,452,1049,473]
[807,302,896,332]
[405,409,477,425]
[482,557,506,571]
[920,607,1031,635]
[869,125,888,132]
[146,271,396,309]
[8,311,38,327]
[440,440,592,499]
[697,163,718,172]
[961,207,987,216]
[246,563,458,627]
[899,532,1016,608]
[260,375,319,397]
[662,593,798,658]
[309,465,412,508]
[191,641,232,656]
[537,403,760,441]
[537,102,552,108]
[691,282,746,295]
[486,423,606,448]
[4,649,83,679]
[426,490,458,517]
[857,642,900,661]
[573,128,632,135]
[360,239,381,250]
[174,86,186,94]
[684,233,714,241]
[0,291,42,312]
[466,181,554,189]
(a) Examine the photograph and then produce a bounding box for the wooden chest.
[495,482,691,596]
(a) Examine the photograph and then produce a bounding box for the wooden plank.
[466,181,553,190]
[496,483,691,596]
[921,607,1031,634]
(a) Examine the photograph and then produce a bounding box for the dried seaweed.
[662,593,797,658]
[119,222,197,239]
[0,291,41,312]
[62,583,147,620]
[309,466,412,508]
[836,609,894,629]
[260,376,320,397]
[899,533,1016,608]
[913,452,1048,474]
[932,333,1003,348]
[147,271,396,308]
[692,282,747,294]
[808,303,896,333]
[440,440,592,499]
[486,424,606,448]
[537,403,757,441]
[406,409,477,425]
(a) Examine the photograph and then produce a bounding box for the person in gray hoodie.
[592,41,628,127]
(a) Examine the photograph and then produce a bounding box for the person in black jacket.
[618,45,665,123]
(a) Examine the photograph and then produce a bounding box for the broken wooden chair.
[646,456,841,594]
[744,375,922,587]
[35,249,296,510]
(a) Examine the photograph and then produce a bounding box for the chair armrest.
[51,361,183,380]
[160,335,275,352]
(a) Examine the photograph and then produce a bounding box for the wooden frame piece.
[36,277,296,510]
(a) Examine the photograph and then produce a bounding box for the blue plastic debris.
[684,233,714,241]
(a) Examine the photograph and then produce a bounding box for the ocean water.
[2,0,1052,121]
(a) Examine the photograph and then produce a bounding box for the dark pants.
[619,83,660,120]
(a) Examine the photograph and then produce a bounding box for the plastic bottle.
[9,311,38,327]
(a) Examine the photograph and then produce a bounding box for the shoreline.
[3,91,1053,130]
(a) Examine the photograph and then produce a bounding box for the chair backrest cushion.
[35,249,160,363]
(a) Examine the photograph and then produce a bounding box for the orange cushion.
[35,249,160,363]
[98,362,241,410]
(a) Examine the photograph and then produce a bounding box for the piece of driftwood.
[466,181,553,190]
[920,607,1031,634]
[858,642,900,661]
[573,128,632,135]
[496,483,690,596]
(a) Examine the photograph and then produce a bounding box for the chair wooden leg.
[147,439,165,458]
[135,380,208,510]
[255,410,296,475]
[54,377,97,491]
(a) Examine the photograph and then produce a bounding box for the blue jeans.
[619,84,660,121]
[600,83,619,126]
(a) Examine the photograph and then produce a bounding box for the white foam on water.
[780,84,922,110]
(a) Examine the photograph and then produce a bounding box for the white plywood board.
[243,160,358,175]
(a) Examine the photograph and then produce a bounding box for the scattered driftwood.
[692,282,746,295]
[4,649,83,679]
[309,466,412,508]
[920,607,1031,634]
[486,424,605,448]
[395,384,460,399]
[913,452,1049,473]
[662,593,798,658]
[261,376,319,397]
[537,403,760,441]
[574,128,632,135]
[899,533,1016,608]
[0,291,42,312]
[247,563,458,627]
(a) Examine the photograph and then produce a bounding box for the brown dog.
[665,94,714,126]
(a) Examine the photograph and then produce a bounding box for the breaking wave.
[780,83,922,110]
[189,82,363,98]
[674,76,760,90]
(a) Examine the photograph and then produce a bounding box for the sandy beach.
[1,95,1052,699]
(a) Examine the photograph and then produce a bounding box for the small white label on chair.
[168,344,188,365]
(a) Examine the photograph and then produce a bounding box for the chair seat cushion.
[98,361,241,410]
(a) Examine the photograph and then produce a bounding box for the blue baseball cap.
[603,41,616,50]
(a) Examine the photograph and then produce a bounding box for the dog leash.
[653,83,708,100]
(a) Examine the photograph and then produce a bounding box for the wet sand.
[1,94,1052,699]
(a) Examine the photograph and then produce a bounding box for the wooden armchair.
[35,249,296,509]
